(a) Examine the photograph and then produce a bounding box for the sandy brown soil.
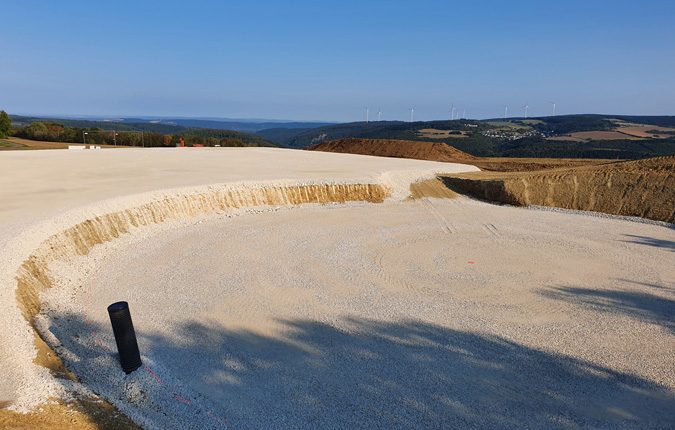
[304,138,612,172]
[0,397,140,429]
[469,157,612,172]
[408,178,460,200]
[305,138,477,163]
[442,156,675,223]
[303,138,673,222]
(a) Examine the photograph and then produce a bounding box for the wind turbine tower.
[549,101,556,116]
[409,107,415,123]
[523,102,529,119]
[365,107,369,123]
[451,105,456,120]
[377,108,382,122]
[463,109,466,119]
[503,105,508,120]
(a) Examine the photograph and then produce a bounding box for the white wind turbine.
[462,108,466,119]
[377,108,382,122]
[409,107,415,123]
[365,107,369,123]
[523,101,529,119]
[549,101,556,116]
[451,104,456,120]
[503,105,508,119]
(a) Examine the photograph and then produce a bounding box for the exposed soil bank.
[441,156,675,223]
[0,397,140,429]
[16,183,390,325]
[304,138,613,172]
[305,138,476,163]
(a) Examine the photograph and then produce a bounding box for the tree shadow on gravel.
[622,234,675,251]
[46,312,675,429]
[540,285,675,333]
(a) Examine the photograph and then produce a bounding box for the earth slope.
[443,156,675,223]
[304,138,611,172]
[304,138,476,163]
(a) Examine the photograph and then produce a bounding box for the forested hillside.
[258,115,675,159]
[9,115,274,147]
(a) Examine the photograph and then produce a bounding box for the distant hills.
[9,113,675,159]
[117,118,335,133]
[9,114,335,147]
[8,115,276,147]
[10,115,334,134]
[259,114,675,159]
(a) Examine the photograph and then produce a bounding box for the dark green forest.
[9,115,274,147]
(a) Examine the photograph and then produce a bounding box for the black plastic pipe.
[107,301,142,374]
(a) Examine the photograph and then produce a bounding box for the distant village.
[482,129,549,140]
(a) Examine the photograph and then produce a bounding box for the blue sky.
[2,0,673,122]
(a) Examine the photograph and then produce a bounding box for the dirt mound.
[442,156,675,223]
[304,138,476,163]
[304,138,612,172]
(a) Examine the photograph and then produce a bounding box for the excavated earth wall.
[16,183,389,325]
[442,156,675,223]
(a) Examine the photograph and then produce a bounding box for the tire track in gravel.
[416,197,457,234]
[365,238,426,292]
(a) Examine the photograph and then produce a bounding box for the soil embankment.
[304,138,611,172]
[305,139,673,222]
[305,138,476,163]
[442,156,675,223]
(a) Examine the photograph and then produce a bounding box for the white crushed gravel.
[2,148,674,428]
[38,197,675,429]
[0,148,476,411]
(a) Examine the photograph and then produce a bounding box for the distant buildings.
[482,129,546,140]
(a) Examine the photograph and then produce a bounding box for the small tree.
[22,122,49,140]
[0,110,12,138]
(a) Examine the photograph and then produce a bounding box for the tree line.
[0,111,12,138]
[11,121,262,147]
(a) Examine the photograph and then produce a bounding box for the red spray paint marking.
[468,262,475,264]
[144,366,163,385]
[173,394,192,405]
[207,410,227,424]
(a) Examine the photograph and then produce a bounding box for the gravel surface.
[38,197,675,429]
[0,148,476,411]
[3,148,673,428]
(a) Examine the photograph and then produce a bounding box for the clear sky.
[2,0,674,122]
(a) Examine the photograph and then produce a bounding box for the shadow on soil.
[46,312,675,429]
